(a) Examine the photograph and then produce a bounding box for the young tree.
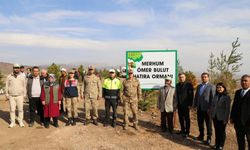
[177,59,184,73]
[207,38,243,96]
[47,63,61,82]
[184,71,198,89]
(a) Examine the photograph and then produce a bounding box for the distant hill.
[0,61,124,76]
[0,62,13,75]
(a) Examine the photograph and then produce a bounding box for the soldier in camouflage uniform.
[121,69,142,130]
[82,66,102,126]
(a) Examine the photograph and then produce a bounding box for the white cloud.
[31,10,89,21]
[0,32,102,49]
[0,9,154,27]
[173,1,204,11]
[96,10,153,27]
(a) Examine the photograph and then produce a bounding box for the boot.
[103,121,109,127]
[53,118,59,128]
[123,124,128,130]
[84,119,90,126]
[72,118,76,126]
[66,118,72,126]
[134,123,139,130]
[111,119,116,128]
[93,119,98,126]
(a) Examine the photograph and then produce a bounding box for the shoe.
[216,146,223,150]
[123,124,128,130]
[161,127,167,132]
[72,118,76,126]
[204,139,211,145]
[177,130,185,135]
[169,130,174,134]
[53,120,59,128]
[45,124,50,128]
[196,135,204,141]
[66,118,72,126]
[182,133,189,138]
[29,122,34,127]
[134,123,139,130]
[84,119,90,126]
[93,119,98,126]
[103,121,109,127]
[9,122,16,128]
[111,120,116,128]
[19,121,25,127]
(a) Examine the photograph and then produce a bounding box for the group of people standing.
[4,63,250,150]
[158,72,250,150]
[5,64,142,130]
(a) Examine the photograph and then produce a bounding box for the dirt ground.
[0,95,238,150]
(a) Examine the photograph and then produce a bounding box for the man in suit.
[194,72,215,145]
[157,77,177,133]
[176,73,194,137]
[230,74,250,150]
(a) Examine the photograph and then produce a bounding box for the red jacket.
[41,84,62,117]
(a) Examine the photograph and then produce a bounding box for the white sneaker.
[9,122,16,128]
[19,121,25,127]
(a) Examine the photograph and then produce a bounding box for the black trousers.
[213,116,226,147]
[234,122,250,150]
[29,97,44,123]
[197,109,212,139]
[44,117,58,126]
[60,99,64,113]
[105,99,117,121]
[178,106,190,134]
[161,111,173,132]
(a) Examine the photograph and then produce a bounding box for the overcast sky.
[0,0,249,74]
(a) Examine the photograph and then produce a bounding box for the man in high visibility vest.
[102,69,122,127]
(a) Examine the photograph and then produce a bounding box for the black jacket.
[27,76,44,99]
[176,82,194,108]
[231,89,250,126]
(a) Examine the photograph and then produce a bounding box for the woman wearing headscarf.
[211,82,231,150]
[41,74,62,128]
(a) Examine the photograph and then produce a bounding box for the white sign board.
[126,50,177,89]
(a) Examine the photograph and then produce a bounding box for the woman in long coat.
[41,74,62,128]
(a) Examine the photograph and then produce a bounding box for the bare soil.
[0,95,238,150]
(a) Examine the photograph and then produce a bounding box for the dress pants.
[105,98,118,122]
[161,110,173,132]
[234,121,250,150]
[213,116,226,148]
[178,106,190,134]
[197,109,212,139]
[29,97,44,123]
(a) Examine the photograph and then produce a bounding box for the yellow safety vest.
[103,77,121,90]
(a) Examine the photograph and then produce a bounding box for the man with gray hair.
[6,64,27,128]
[158,76,177,134]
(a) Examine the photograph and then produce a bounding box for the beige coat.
[6,73,26,98]
[157,86,177,113]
